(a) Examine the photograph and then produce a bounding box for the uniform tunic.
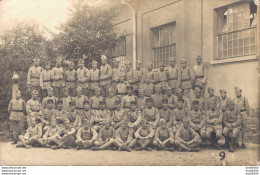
[180,67,194,90]
[75,95,88,110]
[24,125,42,140]
[8,98,26,121]
[159,108,173,126]
[115,127,133,143]
[223,110,242,129]
[193,64,208,87]
[220,97,230,112]
[106,96,117,110]
[64,69,77,89]
[89,96,104,109]
[26,99,42,117]
[100,64,112,86]
[140,83,154,97]
[42,96,58,110]
[172,108,187,126]
[121,95,136,109]
[27,66,43,87]
[151,93,164,109]
[205,96,221,111]
[206,109,223,129]
[76,127,98,141]
[166,65,181,88]
[77,67,90,88]
[89,68,100,90]
[189,96,206,111]
[157,70,168,88]
[40,69,52,89]
[111,109,125,125]
[51,67,64,87]
[98,127,115,142]
[155,127,173,142]
[189,110,206,129]
[42,108,56,125]
[137,97,147,110]
[61,96,74,112]
[142,107,160,127]
[176,126,199,142]
[125,69,138,91]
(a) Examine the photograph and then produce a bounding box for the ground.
[0,141,259,166]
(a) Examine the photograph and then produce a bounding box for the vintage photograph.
[0,0,259,166]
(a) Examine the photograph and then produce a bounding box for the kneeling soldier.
[153,119,174,151]
[16,119,43,149]
[75,121,98,150]
[223,100,242,152]
[175,118,201,152]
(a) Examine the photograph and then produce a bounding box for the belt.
[43,80,51,82]
[31,109,40,112]
[118,92,127,95]
[157,106,163,109]
[169,78,177,80]
[90,80,100,82]
[159,80,168,83]
[12,110,23,112]
[222,110,226,113]
[66,80,76,82]
[196,76,204,79]
[31,77,39,79]
[181,79,191,82]
[76,108,85,110]
[240,109,246,112]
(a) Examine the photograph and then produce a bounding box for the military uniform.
[157,65,168,90]
[106,88,117,111]
[137,96,147,111]
[180,59,195,98]
[115,124,134,150]
[26,93,42,127]
[140,83,154,97]
[51,58,64,98]
[76,59,90,96]
[41,88,58,110]
[205,87,221,111]
[142,99,160,129]
[121,86,137,110]
[188,107,206,138]
[223,108,242,137]
[61,88,74,112]
[112,58,124,89]
[89,60,100,97]
[190,87,206,111]
[151,85,164,109]
[74,109,92,129]
[94,125,115,147]
[42,107,56,131]
[55,101,69,127]
[75,87,89,111]
[64,62,77,97]
[166,57,181,89]
[136,60,146,88]
[66,101,78,123]
[40,62,52,98]
[172,106,187,134]
[76,126,98,149]
[126,101,142,130]
[115,82,127,99]
[92,101,111,131]
[159,104,173,128]
[100,55,112,97]
[27,59,43,96]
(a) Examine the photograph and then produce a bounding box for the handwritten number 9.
[219,151,225,160]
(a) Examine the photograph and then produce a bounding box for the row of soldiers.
[27,54,208,100]
[8,81,250,152]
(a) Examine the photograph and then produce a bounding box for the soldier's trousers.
[100,84,111,97]
[10,120,25,141]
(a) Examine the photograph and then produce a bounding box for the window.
[216,2,257,60]
[104,38,126,68]
[152,22,176,68]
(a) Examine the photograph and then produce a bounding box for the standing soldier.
[8,90,26,144]
[61,87,74,112]
[142,97,160,129]
[180,59,195,98]
[76,59,90,97]
[27,58,43,96]
[136,60,145,90]
[112,58,123,89]
[51,57,64,98]
[223,100,242,152]
[26,90,42,127]
[234,87,250,149]
[219,89,230,113]
[40,61,52,98]
[64,61,77,97]
[142,62,158,85]
[193,55,208,97]
[100,55,112,97]
[42,87,58,110]
[75,86,88,112]
[205,87,221,111]
[125,60,138,96]
[89,60,100,97]
[157,63,168,92]
[166,57,181,91]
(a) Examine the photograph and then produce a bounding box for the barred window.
[152,22,176,68]
[216,2,257,60]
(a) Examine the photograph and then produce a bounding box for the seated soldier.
[75,121,98,150]
[128,119,155,151]
[16,118,43,149]
[136,89,147,111]
[89,87,104,110]
[175,118,201,152]
[151,84,164,109]
[115,72,127,99]
[41,119,61,148]
[223,100,242,152]
[92,100,111,132]
[140,76,154,97]
[153,119,174,151]
[190,87,206,112]
[92,121,116,150]
[188,101,206,138]
[66,100,78,123]
[166,86,178,110]
[41,99,56,132]
[142,97,160,129]
[159,99,173,128]
[111,98,126,130]
[42,87,58,110]
[205,87,220,111]
[121,85,136,111]
[205,101,225,150]
[74,100,92,130]
[61,87,74,112]
[51,122,76,149]
[172,99,188,134]
[26,90,42,127]
[175,88,191,111]
[75,86,89,112]
[55,100,68,127]
[126,101,142,131]
[106,87,117,112]
[114,120,133,152]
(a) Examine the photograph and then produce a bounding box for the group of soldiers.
[7,55,250,152]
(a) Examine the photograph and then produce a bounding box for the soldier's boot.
[25,145,32,149]
[190,147,200,152]
[135,147,143,151]
[51,145,61,150]
[16,142,24,148]
[229,137,235,152]
[92,147,101,151]
[11,140,17,144]
[165,147,174,152]
[125,147,131,152]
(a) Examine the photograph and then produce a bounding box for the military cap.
[180,58,187,63]
[169,57,176,61]
[57,100,63,105]
[33,58,40,62]
[92,60,97,64]
[31,89,38,95]
[113,57,119,62]
[137,60,142,64]
[115,97,121,104]
[69,101,76,106]
[159,119,166,125]
[146,62,153,67]
[130,101,136,105]
[235,87,242,92]
[76,86,82,92]
[228,99,235,105]
[63,87,69,92]
[192,100,199,105]
[175,88,182,94]
[162,99,168,103]
[47,99,54,104]
[182,117,190,123]
[196,55,202,60]
[101,55,107,61]
[166,86,172,91]
[177,99,184,103]
[146,97,153,103]
[108,87,114,93]
[56,57,62,62]
[141,119,149,125]
[194,87,201,92]
[78,59,84,64]
[125,60,131,65]
[99,100,106,105]
[45,61,51,66]
[207,87,214,92]
[126,85,133,90]
[219,89,226,94]
[83,100,89,104]
[47,87,53,92]
[68,61,74,66]
[95,87,101,92]
[16,90,21,95]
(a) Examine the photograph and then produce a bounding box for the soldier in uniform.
[193,55,208,97]
[8,90,26,144]
[223,100,242,152]
[16,118,43,149]
[41,119,61,148]
[42,87,58,110]
[26,90,42,127]
[136,89,147,111]
[140,76,154,97]
[66,101,78,124]
[142,62,158,85]
[205,87,220,111]
[234,87,250,149]
[76,59,90,96]
[92,100,111,132]
[41,99,56,132]
[114,120,133,152]
[188,101,206,138]
[75,86,89,112]
[157,63,168,92]
[27,58,43,96]
[61,87,74,112]
[128,119,155,151]
[106,87,117,112]
[112,57,123,89]
[136,60,146,90]
[175,88,191,111]
[126,101,142,131]
[166,86,178,110]
[92,121,116,150]
[64,61,77,97]
[51,57,64,98]
[89,60,100,97]
[142,97,160,129]
[100,55,112,97]
[89,87,104,110]
[166,57,181,91]
[111,98,126,129]
[55,100,68,127]
[205,101,225,149]
[40,61,52,98]
[219,89,230,113]
[175,118,201,152]
[115,72,127,99]
[159,99,173,128]
[172,99,188,134]
[153,119,174,151]
[74,100,92,130]
[151,84,164,109]
[180,59,195,98]
[121,86,136,111]
[125,60,138,96]
[190,87,206,112]
[75,121,98,150]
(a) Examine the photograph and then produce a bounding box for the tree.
[53,0,122,68]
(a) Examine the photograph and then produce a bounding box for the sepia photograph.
[0,0,259,168]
